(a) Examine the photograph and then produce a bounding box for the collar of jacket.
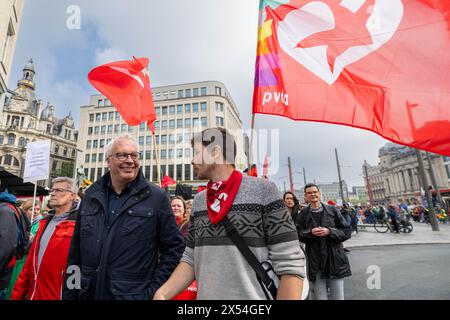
[85,168,150,200]
[44,203,79,222]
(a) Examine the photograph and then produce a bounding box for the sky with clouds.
[9,0,390,190]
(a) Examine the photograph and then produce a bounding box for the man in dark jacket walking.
[63,134,184,300]
[296,183,352,300]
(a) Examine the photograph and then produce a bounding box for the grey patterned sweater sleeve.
[260,180,306,279]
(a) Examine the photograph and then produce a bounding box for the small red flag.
[161,175,176,189]
[253,0,450,156]
[88,57,156,126]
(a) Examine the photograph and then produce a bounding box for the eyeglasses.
[110,152,139,161]
[50,188,74,194]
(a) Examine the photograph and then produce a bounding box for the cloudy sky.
[9,0,389,190]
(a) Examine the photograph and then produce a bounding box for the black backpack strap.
[221,216,277,300]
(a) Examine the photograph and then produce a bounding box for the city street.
[345,244,450,300]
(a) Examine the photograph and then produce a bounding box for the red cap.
[327,200,336,206]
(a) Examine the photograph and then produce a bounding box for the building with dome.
[0,59,78,186]
[362,143,450,205]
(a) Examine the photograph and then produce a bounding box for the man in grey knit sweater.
[154,128,305,300]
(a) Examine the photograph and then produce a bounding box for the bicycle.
[373,215,390,233]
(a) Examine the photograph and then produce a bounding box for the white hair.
[52,177,78,193]
[105,134,139,158]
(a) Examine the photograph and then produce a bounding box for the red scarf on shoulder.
[206,170,243,224]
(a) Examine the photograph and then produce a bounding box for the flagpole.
[248,113,256,176]
[152,132,161,186]
[142,127,146,179]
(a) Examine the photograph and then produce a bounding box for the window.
[18,137,26,147]
[176,133,183,143]
[114,124,120,133]
[168,149,174,159]
[162,120,167,130]
[115,112,120,120]
[1,22,14,63]
[63,147,68,156]
[185,164,191,180]
[156,107,160,115]
[177,104,183,114]
[101,126,106,134]
[177,149,183,158]
[52,161,58,171]
[177,164,182,180]
[72,150,76,158]
[185,118,191,128]
[216,102,224,112]
[88,127,93,135]
[54,144,59,154]
[93,140,98,148]
[216,117,224,126]
[185,104,191,113]
[177,119,183,128]
[201,102,207,112]
[105,99,111,106]
[161,135,167,144]
[92,154,97,162]
[98,153,104,162]
[106,138,111,145]
[139,136,144,145]
[193,88,199,97]
[128,125,133,133]
[94,126,100,134]
[98,99,104,107]
[145,151,151,159]
[215,86,222,96]
[0,135,4,144]
[169,134,175,144]
[161,150,167,159]
[178,90,184,98]
[7,134,15,145]
[109,112,114,120]
[184,133,192,142]
[201,87,207,96]
[162,106,167,115]
[89,114,94,122]
[193,103,199,113]
[121,124,127,132]
[169,105,175,115]
[154,121,160,129]
[185,89,191,97]
[169,120,175,129]
[96,113,101,121]
[185,148,191,158]
[99,139,105,148]
[201,117,207,127]
[102,112,107,121]
[85,154,90,163]
[107,125,113,133]
[193,118,199,127]
[155,135,160,144]
[146,136,152,145]
[87,140,92,149]
[139,123,146,131]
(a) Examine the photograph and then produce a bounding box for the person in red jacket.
[11,177,78,300]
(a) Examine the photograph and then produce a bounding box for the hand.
[313,227,330,237]
[153,290,167,300]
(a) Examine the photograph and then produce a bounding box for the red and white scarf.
[206,170,243,224]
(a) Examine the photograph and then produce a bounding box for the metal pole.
[416,149,439,231]
[335,148,344,202]
[364,161,374,205]
[288,157,294,192]
[303,167,307,185]
[426,152,444,210]
[30,182,37,224]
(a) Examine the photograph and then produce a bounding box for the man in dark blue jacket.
[63,134,184,300]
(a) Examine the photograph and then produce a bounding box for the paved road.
[344,244,450,300]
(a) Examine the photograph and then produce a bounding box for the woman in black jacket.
[295,184,352,300]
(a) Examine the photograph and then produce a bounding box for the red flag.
[148,121,155,135]
[197,185,207,193]
[161,175,176,189]
[262,155,269,178]
[88,57,156,126]
[244,164,258,177]
[253,0,450,156]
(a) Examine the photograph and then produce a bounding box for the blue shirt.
[106,179,135,226]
